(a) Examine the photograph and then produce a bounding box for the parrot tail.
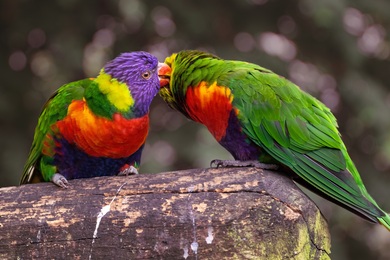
[378,214,390,231]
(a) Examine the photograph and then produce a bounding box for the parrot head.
[102,51,162,115]
[158,50,221,113]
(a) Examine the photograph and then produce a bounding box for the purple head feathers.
[104,51,160,116]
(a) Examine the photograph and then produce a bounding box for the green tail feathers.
[378,214,390,231]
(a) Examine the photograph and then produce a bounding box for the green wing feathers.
[20,80,89,184]
[229,66,390,228]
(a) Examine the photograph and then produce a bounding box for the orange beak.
[158,62,171,88]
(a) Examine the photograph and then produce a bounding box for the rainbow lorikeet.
[21,51,161,188]
[158,50,390,231]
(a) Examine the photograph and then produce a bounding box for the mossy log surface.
[0,167,331,259]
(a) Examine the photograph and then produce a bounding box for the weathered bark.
[0,168,331,259]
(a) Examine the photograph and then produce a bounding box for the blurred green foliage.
[1,0,390,258]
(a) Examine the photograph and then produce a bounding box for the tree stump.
[0,168,331,259]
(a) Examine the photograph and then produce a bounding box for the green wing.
[223,62,386,221]
[20,79,90,184]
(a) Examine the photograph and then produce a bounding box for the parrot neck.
[84,71,138,119]
[95,70,134,111]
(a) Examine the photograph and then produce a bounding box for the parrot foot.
[52,173,69,188]
[118,165,139,176]
[210,159,279,170]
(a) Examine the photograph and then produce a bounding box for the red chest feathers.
[185,82,235,141]
[56,100,148,158]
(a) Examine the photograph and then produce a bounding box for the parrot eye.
[141,71,152,80]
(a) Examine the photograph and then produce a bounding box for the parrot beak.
[158,62,171,88]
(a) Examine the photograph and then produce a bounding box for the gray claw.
[52,173,69,188]
[118,165,139,176]
[210,159,224,168]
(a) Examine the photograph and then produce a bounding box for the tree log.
[0,168,331,259]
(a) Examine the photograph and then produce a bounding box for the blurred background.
[1,0,390,258]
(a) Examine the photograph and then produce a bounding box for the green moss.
[225,206,331,260]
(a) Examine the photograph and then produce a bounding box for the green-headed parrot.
[21,51,162,188]
[158,50,390,231]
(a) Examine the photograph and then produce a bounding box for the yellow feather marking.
[165,53,177,66]
[197,81,234,108]
[165,53,177,83]
[185,81,236,141]
[95,69,134,111]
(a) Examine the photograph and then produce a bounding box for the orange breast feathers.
[56,99,149,158]
[185,81,235,141]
